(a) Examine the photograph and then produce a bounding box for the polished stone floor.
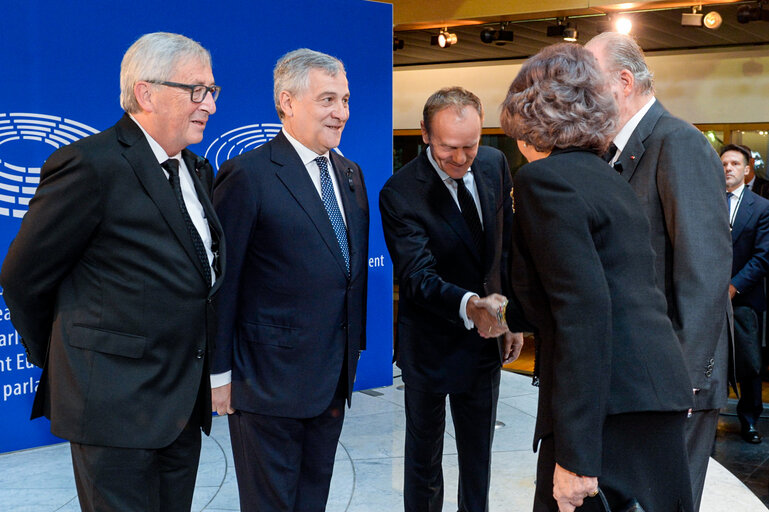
[0,371,765,511]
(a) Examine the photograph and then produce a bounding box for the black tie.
[162,159,211,286]
[603,142,618,163]
[453,177,483,252]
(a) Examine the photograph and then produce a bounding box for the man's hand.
[729,283,738,299]
[467,293,508,338]
[502,331,524,364]
[212,383,235,416]
[553,463,599,512]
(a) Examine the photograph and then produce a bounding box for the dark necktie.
[162,159,211,286]
[603,142,618,163]
[315,156,350,274]
[453,176,483,252]
[726,191,733,211]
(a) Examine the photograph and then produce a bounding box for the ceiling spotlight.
[615,17,633,34]
[480,24,514,45]
[394,37,404,51]
[703,11,723,29]
[563,23,578,41]
[681,6,703,26]
[547,18,568,37]
[737,1,769,23]
[431,28,457,48]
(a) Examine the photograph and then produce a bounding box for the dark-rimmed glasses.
[146,80,221,103]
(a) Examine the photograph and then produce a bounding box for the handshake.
[466,293,523,364]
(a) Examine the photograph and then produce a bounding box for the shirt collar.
[128,114,182,164]
[729,183,745,197]
[613,96,656,152]
[282,128,330,166]
[426,146,472,183]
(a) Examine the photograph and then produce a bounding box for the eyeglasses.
[146,80,221,103]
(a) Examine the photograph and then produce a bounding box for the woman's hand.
[553,463,599,512]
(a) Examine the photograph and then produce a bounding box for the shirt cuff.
[459,292,479,330]
[210,371,232,388]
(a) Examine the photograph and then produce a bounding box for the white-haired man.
[586,32,731,510]
[1,32,222,511]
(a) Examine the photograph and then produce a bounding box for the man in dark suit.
[722,143,769,444]
[211,48,368,512]
[586,32,732,510]
[0,32,223,511]
[380,87,523,512]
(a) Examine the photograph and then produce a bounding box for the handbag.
[597,488,646,512]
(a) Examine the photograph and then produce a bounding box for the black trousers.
[228,393,346,512]
[403,367,500,512]
[534,411,693,512]
[685,408,719,512]
[70,413,202,512]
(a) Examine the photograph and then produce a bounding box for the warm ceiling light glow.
[703,11,723,29]
[615,17,633,34]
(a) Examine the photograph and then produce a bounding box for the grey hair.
[422,87,484,136]
[588,32,654,95]
[120,32,212,114]
[273,48,345,119]
[500,42,618,153]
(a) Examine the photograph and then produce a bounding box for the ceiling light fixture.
[737,0,769,23]
[480,23,514,45]
[615,16,633,34]
[563,22,578,41]
[431,28,457,48]
[703,10,723,28]
[681,6,704,26]
[394,37,404,51]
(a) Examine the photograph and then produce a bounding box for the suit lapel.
[417,153,481,264]
[116,116,205,284]
[473,156,496,273]
[731,190,754,243]
[616,100,665,183]
[271,132,349,277]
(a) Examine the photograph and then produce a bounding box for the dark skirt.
[533,411,693,512]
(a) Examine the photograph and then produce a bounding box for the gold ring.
[589,489,599,497]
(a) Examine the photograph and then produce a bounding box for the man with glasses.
[0,32,223,511]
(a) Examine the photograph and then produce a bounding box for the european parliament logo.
[204,123,283,169]
[0,113,99,218]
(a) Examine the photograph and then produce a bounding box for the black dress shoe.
[741,424,763,444]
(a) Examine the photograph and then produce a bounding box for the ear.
[279,90,294,118]
[134,81,155,113]
[618,69,635,98]
[420,120,430,145]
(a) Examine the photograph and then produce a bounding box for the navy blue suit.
[730,188,769,428]
[212,130,369,512]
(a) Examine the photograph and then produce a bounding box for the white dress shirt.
[610,96,657,165]
[426,146,482,330]
[129,115,215,285]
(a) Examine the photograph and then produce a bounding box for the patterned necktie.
[315,156,350,274]
[453,176,484,252]
[162,159,211,286]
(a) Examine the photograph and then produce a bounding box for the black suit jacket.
[379,147,513,394]
[212,131,368,418]
[731,189,769,313]
[0,114,224,448]
[510,148,693,476]
[614,100,732,411]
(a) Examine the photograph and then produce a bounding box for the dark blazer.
[750,177,769,200]
[212,131,368,418]
[614,100,732,411]
[510,148,693,476]
[0,114,224,448]
[731,188,769,313]
[379,147,513,394]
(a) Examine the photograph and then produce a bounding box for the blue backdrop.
[0,0,393,453]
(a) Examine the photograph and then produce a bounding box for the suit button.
[207,297,213,304]
[340,322,348,330]
[195,349,204,359]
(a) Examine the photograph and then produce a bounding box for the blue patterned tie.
[315,156,350,274]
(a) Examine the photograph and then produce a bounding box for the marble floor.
[0,371,765,511]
